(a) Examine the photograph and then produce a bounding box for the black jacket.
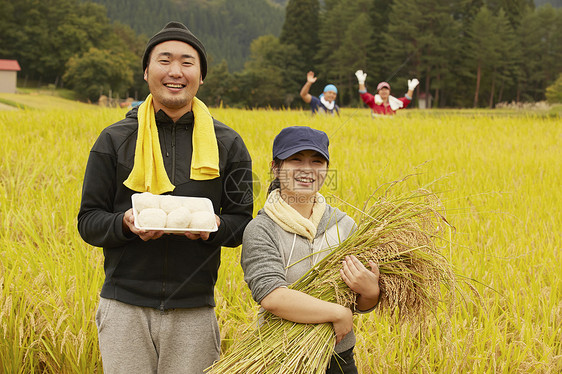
[78,107,253,310]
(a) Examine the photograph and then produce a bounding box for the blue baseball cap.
[272,126,330,161]
[323,84,338,94]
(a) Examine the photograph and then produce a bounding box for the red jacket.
[360,92,411,115]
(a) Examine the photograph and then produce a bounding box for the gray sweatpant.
[96,297,220,374]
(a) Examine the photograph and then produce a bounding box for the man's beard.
[160,95,189,109]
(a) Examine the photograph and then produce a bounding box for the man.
[299,71,340,115]
[355,69,419,116]
[77,22,253,373]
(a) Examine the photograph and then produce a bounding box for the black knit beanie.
[142,21,208,80]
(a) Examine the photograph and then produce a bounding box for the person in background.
[77,21,253,374]
[355,69,419,116]
[241,126,380,373]
[300,71,340,115]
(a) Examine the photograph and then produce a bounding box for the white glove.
[408,78,419,91]
[355,70,367,85]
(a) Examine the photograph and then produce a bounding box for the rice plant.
[0,104,560,373]
[207,185,460,373]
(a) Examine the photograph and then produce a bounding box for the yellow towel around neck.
[263,189,326,242]
[123,94,220,195]
[190,96,220,181]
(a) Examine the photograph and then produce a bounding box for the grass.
[16,87,78,100]
[0,105,561,373]
[0,91,95,111]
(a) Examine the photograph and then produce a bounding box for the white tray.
[132,194,218,233]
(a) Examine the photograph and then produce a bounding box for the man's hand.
[184,214,221,241]
[123,209,220,241]
[355,70,367,85]
[122,208,165,241]
[408,78,419,91]
[306,71,317,84]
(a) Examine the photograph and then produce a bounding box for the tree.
[106,22,151,100]
[0,0,113,86]
[366,0,394,81]
[466,6,500,107]
[515,8,544,101]
[487,8,518,107]
[333,11,373,104]
[417,0,462,108]
[315,0,372,105]
[488,0,534,26]
[63,48,134,102]
[280,0,320,71]
[90,0,285,72]
[0,0,23,58]
[50,1,111,85]
[235,35,302,108]
[545,74,562,103]
[516,5,562,101]
[384,0,462,108]
[535,5,562,95]
[197,60,235,107]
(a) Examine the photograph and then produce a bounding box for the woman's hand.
[332,305,353,343]
[340,255,380,310]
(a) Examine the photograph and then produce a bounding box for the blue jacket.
[310,96,340,115]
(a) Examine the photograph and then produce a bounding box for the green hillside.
[88,0,285,71]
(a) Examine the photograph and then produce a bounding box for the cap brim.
[276,145,329,162]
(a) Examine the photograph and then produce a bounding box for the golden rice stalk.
[207,188,456,374]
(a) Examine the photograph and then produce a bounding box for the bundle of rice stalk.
[207,188,456,374]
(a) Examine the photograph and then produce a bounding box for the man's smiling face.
[144,40,203,116]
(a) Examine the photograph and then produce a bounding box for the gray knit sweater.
[241,204,358,353]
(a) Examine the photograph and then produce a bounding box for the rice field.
[0,104,560,373]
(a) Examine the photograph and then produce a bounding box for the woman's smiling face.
[274,150,328,201]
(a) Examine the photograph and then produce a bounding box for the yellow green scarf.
[263,189,326,242]
[123,94,220,194]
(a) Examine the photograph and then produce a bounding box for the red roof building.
[0,59,21,93]
[0,59,21,71]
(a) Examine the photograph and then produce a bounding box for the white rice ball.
[137,208,167,229]
[133,192,160,213]
[166,207,193,229]
[160,195,182,214]
[184,198,209,213]
[189,211,216,230]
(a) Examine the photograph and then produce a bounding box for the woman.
[354,69,419,116]
[241,126,380,373]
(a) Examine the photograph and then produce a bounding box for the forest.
[0,0,561,108]
[89,0,285,72]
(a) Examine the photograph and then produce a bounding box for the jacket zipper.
[160,125,175,312]
[160,237,168,312]
[161,126,169,158]
[171,124,176,183]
